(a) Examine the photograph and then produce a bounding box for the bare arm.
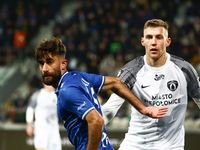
[102,76,168,118]
[26,122,34,137]
[85,109,104,150]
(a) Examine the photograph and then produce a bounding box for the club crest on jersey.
[117,69,124,77]
[154,74,165,81]
[167,80,178,91]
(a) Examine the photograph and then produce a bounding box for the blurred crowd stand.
[0,0,63,123]
[0,0,200,131]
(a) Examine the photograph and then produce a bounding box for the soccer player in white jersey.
[102,19,200,150]
[34,37,167,150]
[26,84,62,150]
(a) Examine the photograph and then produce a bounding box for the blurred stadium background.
[0,0,200,149]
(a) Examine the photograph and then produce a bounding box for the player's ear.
[166,38,171,47]
[141,37,145,46]
[61,60,68,70]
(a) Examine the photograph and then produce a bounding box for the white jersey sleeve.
[26,90,40,123]
[27,90,40,108]
[101,93,125,124]
[26,106,34,123]
[177,57,200,108]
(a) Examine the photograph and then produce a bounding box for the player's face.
[38,54,62,86]
[141,26,171,62]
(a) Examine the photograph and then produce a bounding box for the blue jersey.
[55,71,114,150]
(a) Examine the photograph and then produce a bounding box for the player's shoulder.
[62,71,82,85]
[170,54,193,69]
[122,56,144,71]
[170,54,185,63]
[29,89,41,102]
[68,71,91,81]
[73,71,102,86]
[117,56,144,78]
[60,71,85,92]
[58,82,78,101]
[118,56,144,77]
[32,89,41,97]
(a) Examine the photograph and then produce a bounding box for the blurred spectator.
[0,4,10,20]
[30,75,43,89]
[2,97,16,122]
[0,0,62,65]
[13,29,27,61]
[67,56,78,71]
[3,28,14,46]
[1,0,200,124]
[99,54,115,76]
[13,29,27,49]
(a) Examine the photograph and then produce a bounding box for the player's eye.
[46,58,54,64]
[146,35,152,39]
[48,60,53,64]
[38,61,44,66]
[157,35,163,39]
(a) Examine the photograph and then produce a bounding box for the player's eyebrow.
[46,57,53,61]
[145,34,163,38]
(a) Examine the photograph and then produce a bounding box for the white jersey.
[102,53,200,149]
[28,88,59,128]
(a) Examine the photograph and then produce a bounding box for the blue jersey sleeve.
[79,72,105,94]
[59,86,95,120]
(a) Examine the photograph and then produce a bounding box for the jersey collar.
[56,71,68,91]
[144,53,170,71]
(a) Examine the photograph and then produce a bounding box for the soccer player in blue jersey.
[35,37,168,150]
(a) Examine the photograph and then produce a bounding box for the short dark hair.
[144,19,169,30]
[35,37,66,62]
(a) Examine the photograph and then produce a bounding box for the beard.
[42,69,61,87]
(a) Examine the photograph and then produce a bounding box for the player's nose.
[42,63,49,72]
[151,37,157,45]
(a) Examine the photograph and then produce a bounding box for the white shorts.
[118,137,184,150]
[34,127,61,150]
[119,146,184,150]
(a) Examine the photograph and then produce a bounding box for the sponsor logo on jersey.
[117,69,124,77]
[167,80,178,91]
[154,74,165,81]
[152,94,173,100]
[77,101,86,111]
[143,93,181,106]
[141,84,150,88]
[144,98,181,106]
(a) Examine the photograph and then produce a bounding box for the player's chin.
[42,78,54,86]
[150,54,159,59]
